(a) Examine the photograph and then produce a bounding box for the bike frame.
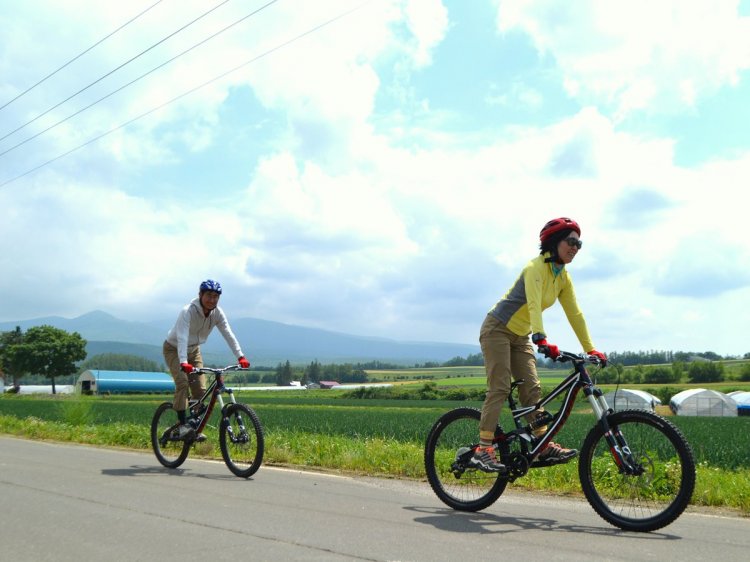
[498,351,639,474]
[188,366,241,435]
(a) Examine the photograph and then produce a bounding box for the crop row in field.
[1,395,748,469]
[366,366,562,381]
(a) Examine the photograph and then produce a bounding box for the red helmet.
[540,217,580,244]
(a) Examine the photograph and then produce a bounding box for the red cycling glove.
[537,339,560,359]
[532,333,559,359]
[180,362,194,374]
[238,356,250,369]
[587,349,608,366]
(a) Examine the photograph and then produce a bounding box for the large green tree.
[0,326,26,387]
[12,325,87,394]
[304,360,321,384]
[275,360,294,386]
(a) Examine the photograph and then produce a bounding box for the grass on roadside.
[1,414,747,515]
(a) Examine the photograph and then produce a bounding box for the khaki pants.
[478,315,542,441]
[163,341,205,412]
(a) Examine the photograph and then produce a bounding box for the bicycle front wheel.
[219,403,265,478]
[424,407,507,512]
[151,402,190,469]
[579,409,696,532]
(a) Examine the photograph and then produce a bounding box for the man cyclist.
[163,279,250,440]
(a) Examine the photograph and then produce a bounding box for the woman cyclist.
[471,217,607,472]
[163,279,250,440]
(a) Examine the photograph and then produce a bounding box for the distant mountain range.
[0,310,480,367]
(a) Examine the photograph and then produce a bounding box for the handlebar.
[192,364,249,375]
[540,349,606,366]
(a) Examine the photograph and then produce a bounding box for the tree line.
[2,325,749,390]
[230,360,368,386]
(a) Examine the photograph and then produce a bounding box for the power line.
[0,0,280,159]
[0,0,232,143]
[0,1,370,191]
[0,0,165,112]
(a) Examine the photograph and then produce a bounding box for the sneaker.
[538,441,577,462]
[173,424,195,441]
[468,446,506,473]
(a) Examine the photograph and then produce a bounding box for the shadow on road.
[101,464,251,481]
[404,505,682,540]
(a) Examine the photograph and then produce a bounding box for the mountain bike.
[151,364,264,478]
[424,351,696,532]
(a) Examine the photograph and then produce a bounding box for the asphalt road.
[0,436,747,561]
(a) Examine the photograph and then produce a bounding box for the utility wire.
[0,0,279,159]
[0,1,370,191]
[0,0,231,143]
[0,0,164,112]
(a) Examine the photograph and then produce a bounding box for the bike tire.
[151,402,190,469]
[219,403,265,478]
[424,407,507,512]
[578,409,696,532]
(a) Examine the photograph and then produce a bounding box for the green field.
[0,390,748,514]
[366,365,486,381]
[367,365,566,386]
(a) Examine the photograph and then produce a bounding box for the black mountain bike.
[151,364,264,478]
[424,351,696,532]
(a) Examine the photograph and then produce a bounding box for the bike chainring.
[505,452,530,478]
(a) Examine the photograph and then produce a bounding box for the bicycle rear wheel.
[579,409,696,532]
[219,403,264,478]
[151,402,190,469]
[424,407,508,512]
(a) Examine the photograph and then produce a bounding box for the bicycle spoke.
[219,403,264,478]
[151,402,190,469]
[424,408,507,511]
[579,410,695,532]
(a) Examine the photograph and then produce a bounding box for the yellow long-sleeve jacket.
[488,253,594,352]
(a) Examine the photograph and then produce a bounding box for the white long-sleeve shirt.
[165,297,244,364]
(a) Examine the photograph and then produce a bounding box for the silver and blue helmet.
[199,279,222,294]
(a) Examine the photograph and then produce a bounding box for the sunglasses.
[563,237,583,249]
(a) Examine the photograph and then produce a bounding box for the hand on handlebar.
[180,362,194,374]
[534,338,559,359]
[587,349,608,366]
[238,356,250,369]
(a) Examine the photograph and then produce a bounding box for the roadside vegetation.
[0,389,747,515]
[2,337,749,515]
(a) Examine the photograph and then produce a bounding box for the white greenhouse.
[669,388,737,416]
[602,389,662,412]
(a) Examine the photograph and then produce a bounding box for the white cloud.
[402,0,449,67]
[1,1,749,357]
[497,0,750,118]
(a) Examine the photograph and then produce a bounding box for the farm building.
[729,391,750,416]
[602,389,662,412]
[669,388,737,416]
[77,370,174,394]
[319,380,341,389]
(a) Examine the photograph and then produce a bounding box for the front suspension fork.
[587,391,640,475]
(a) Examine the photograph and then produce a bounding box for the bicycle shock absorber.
[524,411,554,434]
[609,426,641,475]
[598,416,639,475]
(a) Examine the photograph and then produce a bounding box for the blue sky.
[1,0,749,356]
